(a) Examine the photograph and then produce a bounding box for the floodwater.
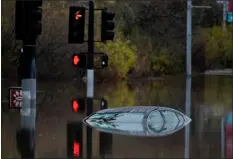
[1,75,232,158]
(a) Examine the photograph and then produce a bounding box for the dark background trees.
[1,0,232,81]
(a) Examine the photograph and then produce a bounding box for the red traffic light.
[72,100,79,112]
[75,11,82,20]
[72,53,87,68]
[68,6,85,43]
[71,98,86,113]
[73,55,80,66]
[73,141,80,157]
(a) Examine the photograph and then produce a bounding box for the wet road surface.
[1,75,232,158]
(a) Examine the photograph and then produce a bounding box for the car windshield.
[147,110,185,134]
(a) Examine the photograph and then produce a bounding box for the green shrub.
[96,33,136,79]
[201,25,232,66]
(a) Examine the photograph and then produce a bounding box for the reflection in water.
[184,76,191,159]
[221,112,233,159]
[1,75,232,158]
[83,106,191,137]
[66,100,112,158]
[66,122,83,158]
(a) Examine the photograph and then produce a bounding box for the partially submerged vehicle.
[83,106,192,137]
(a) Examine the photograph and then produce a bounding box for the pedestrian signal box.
[72,98,85,113]
[72,53,87,68]
[67,122,83,158]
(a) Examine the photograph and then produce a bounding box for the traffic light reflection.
[72,100,79,112]
[73,141,80,157]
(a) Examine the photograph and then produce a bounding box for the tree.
[96,32,136,79]
[1,0,20,75]
[201,25,233,68]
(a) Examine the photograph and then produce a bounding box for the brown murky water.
[1,75,232,158]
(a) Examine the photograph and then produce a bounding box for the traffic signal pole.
[15,1,42,158]
[86,1,94,158]
[186,1,211,77]
[17,37,37,158]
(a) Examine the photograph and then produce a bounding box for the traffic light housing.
[72,53,87,69]
[101,8,115,42]
[72,98,86,113]
[68,6,85,43]
[99,131,112,157]
[16,128,35,158]
[15,0,25,40]
[101,54,108,68]
[67,122,83,158]
[100,98,108,110]
[24,0,42,37]
[15,0,42,40]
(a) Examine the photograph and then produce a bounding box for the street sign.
[227,12,233,23]
[9,87,22,109]
[229,0,233,12]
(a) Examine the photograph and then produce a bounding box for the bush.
[201,25,233,67]
[149,47,184,75]
[96,33,136,79]
[103,82,135,107]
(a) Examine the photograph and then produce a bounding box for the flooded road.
[1,75,232,158]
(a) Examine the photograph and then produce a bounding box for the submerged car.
[83,106,192,137]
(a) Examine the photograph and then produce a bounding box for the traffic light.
[93,53,108,69]
[68,6,85,43]
[101,54,108,68]
[101,8,115,42]
[67,122,83,158]
[72,53,87,68]
[16,128,35,158]
[72,98,85,113]
[100,98,108,110]
[24,0,42,37]
[15,0,25,40]
[99,132,112,157]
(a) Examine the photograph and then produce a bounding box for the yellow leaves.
[150,47,170,74]
[201,25,232,60]
[96,35,136,79]
[103,82,135,108]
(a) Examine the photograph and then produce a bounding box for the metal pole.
[87,1,94,116]
[86,1,94,158]
[232,1,233,76]
[17,48,24,86]
[223,0,227,31]
[221,118,225,158]
[17,36,37,158]
[186,0,192,77]
[184,76,191,159]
